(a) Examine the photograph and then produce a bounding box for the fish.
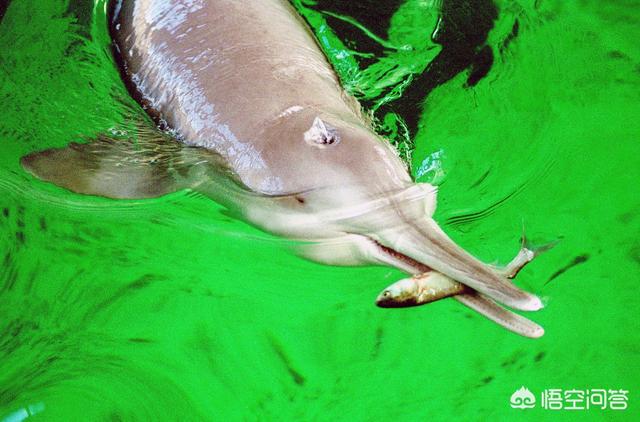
[376,235,549,308]
[374,271,546,340]
[20,0,548,336]
[376,272,467,309]
[375,239,553,338]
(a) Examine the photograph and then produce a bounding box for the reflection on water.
[3,402,45,422]
[1,0,639,420]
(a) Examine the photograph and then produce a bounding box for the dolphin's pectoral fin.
[22,135,178,199]
[454,292,544,338]
[21,128,231,200]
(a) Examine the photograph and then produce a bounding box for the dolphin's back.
[112,0,392,194]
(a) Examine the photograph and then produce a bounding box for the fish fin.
[21,127,230,199]
[455,292,544,338]
[500,225,561,278]
[520,220,562,256]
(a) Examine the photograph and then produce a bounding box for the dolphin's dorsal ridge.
[304,117,340,148]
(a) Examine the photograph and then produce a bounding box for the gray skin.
[22,0,546,336]
[113,0,403,196]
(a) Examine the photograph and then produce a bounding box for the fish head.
[375,277,421,308]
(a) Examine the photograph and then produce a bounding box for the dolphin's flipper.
[455,292,544,338]
[21,126,235,200]
[22,135,179,199]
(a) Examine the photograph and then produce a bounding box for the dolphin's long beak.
[371,217,543,311]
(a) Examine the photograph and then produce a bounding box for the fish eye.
[383,290,391,297]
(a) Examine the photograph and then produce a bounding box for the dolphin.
[21,0,546,336]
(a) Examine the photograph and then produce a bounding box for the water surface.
[1,0,638,420]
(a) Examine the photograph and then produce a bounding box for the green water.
[1,0,638,420]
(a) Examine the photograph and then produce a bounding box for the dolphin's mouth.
[370,238,430,273]
[365,233,546,338]
[361,217,544,312]
[368,238,467,307]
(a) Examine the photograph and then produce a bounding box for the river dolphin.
[21,0,546,337]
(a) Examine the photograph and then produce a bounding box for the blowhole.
[304,117,340,148]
